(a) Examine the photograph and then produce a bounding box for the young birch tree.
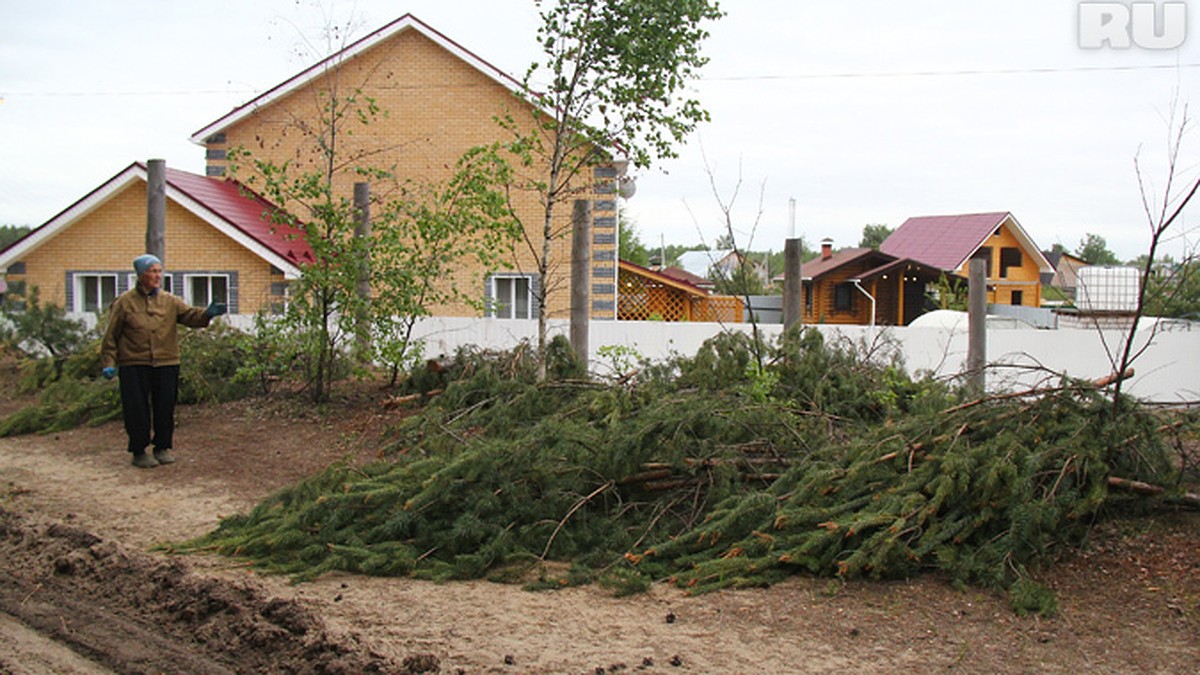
[502,0,724,379]
[1110,102,1200,412]
[228,13,520,401]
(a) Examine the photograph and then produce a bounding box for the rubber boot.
[131,451,158,469]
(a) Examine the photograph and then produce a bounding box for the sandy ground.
[0,394,1197,674]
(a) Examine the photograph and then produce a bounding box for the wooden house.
[881,212,1052,308]
[800,239,952,326]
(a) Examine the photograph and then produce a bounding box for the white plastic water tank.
[1075,266,1141,312]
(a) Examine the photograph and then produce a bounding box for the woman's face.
[140,263,164,291]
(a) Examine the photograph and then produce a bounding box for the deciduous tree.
[501,0,724,378]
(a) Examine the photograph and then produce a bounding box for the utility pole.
[570,199,591,368]
[353,182,371,360]
[783,238,803,330]
[967,258,987,396]
[146,159,166,262]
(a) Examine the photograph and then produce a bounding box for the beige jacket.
[100,286,211,368]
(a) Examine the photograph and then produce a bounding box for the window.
[834,282,855,312]
[75,274,117,312]
[970,247,993,277]
[127,273,173,294]
[1011,290,1024,306]
[489,275,533,319]
[184,274,229,307]
[803,283,813,313]
[999,247,1022,279]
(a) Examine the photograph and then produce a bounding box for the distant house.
[800,239,953,326]
[675,249,769,288]
[0,162,309,315]
[657,265,714,291]
[617,260,742,322]
[881,212,1052,308]
[1042,249,1089,301]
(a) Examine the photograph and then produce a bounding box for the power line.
[706,61,1200,82]
[2,61,1196,98]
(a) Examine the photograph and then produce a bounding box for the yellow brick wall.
[205,28,593,319]
[10,184,281,314]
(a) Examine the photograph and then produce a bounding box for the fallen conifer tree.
[173,330,1197,616]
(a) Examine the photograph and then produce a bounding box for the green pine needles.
[174,330,1188,615]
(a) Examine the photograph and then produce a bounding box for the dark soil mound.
[0,506,427,674]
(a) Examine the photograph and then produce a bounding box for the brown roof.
[800,247,882,280]
[620,260,710,296]
[658,266,713,289]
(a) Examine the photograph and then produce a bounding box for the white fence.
[406,316,1200,405]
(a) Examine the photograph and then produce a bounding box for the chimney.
[820,237,834,261]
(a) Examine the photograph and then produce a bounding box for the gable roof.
[0,162,312,278]
[676,249,751,278]
[658,265,713,290]
[799,247,884,280]
[851,257,962,284]
[190,14,526,144]
[1045,249,1088,267]
[881,211,1053,274]
[619,259,711,297]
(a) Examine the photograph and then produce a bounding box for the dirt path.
[0,397,1197,673]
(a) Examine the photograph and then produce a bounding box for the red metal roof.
[163,166,314,266]
[880,212,1010,271]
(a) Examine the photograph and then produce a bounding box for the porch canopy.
[850,258,964,326]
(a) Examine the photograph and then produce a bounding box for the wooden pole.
[967,258,987,395]
[146,159,166,262]
[782,238,803,330]
[570,199,591,368]
[353,182,371,360]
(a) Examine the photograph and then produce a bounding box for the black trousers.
[118,365,179,455]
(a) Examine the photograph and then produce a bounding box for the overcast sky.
[2,1,1198,262]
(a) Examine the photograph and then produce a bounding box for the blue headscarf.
[133,254,162,275]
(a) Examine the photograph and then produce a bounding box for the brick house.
[881,212,1052,308]
[0,162,308,315]
[191,13,621,321]
[2,14,620,321]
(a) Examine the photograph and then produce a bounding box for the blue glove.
[205,302,227,318]
[102,367,116,380]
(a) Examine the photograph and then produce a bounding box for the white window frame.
[182,274,230,307]
[488,274,533,320]
[127,273,173,295]
[74,274,118,313]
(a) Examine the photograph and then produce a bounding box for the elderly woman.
[99,254,227,468]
